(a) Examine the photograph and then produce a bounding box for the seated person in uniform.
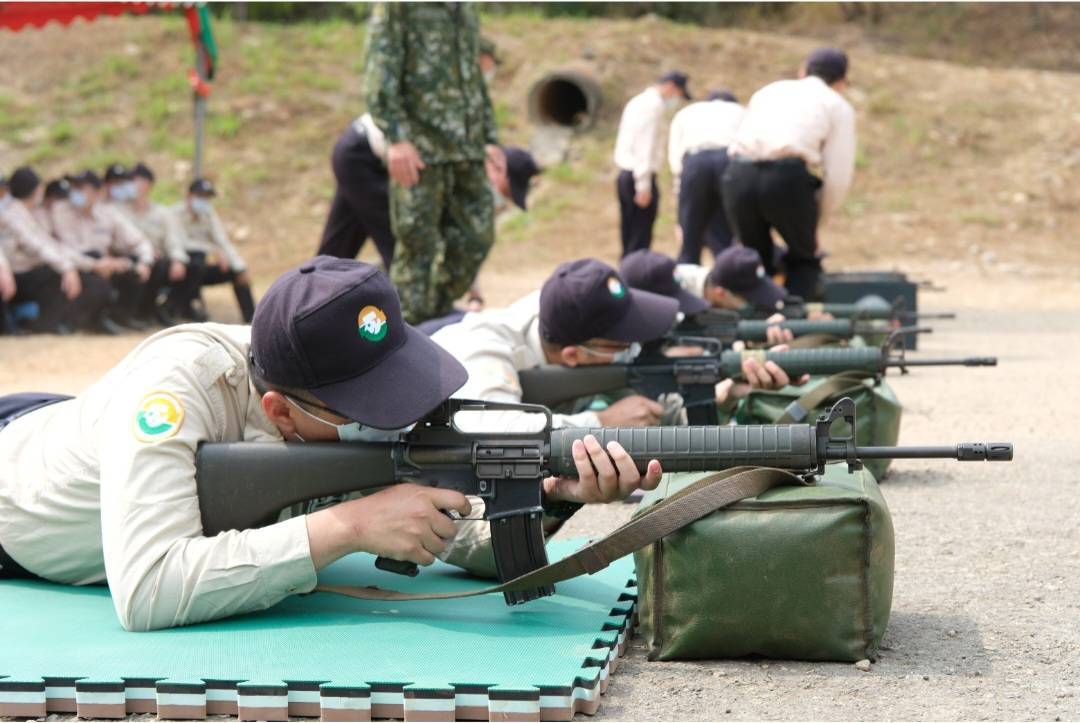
[169,178,255,323]
[431,258,795,429]
[50,169,156,331]
[0,257,662,631]
[119,163,198,326]
[0,167,111,334]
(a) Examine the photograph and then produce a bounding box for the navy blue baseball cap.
[189,178,216,196]
[104,163,131,183]
[659,70,692,100]
[805,48,848,85]
[708,246,787,310]
[540,259,679,346]
[250,256,468,429]
[620,250,709,316]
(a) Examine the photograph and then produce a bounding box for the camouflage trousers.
[389,160,494,323]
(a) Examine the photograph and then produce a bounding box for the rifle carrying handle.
[375,557,419,577]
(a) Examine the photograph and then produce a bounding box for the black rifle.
[678,308,924,345]
[517,336,995,412]
[195,397,1012,605]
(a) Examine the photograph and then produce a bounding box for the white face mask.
[491,186,508,212]
[69,189,88,209]
[580,341,643,365]
[0,194,11,211]
[483,67,497,84]
[664,96,679,110]
[285,396,413,442]
[109,185,127,201]
[190,197,212,216]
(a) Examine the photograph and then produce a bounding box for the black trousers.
[317,125,396,270]
[136,258,201,318]
[173,251,255,323]
[677,148,734,264]
[83,251,147,321]
[617,170,659,257]
[721,157,823,299]
[11,267,107,332]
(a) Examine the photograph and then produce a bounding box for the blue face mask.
[109,185,127,201]
[285,396,413,442]
[0,194,11,211]
[69,189,88,209]
[190,197,212,216]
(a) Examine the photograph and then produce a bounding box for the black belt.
[731,155,807,168]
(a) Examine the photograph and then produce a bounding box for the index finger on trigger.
[429,487,472,517]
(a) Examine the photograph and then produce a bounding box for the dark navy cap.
[659,70,692,100]
[707,89,738,103]
[8,166,41,200]
[539,258,679,346]
[189,178,216,196]
[708,246,787,310]
[250,257,467,429]
[620,250,709,316]
[131,162,155,182]
[806,47,848,85]
[504,146,541,211]
[104,163,131,183]
[44,177,71,200]
[72,169,102,188]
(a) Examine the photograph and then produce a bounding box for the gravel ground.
[556,274,1080,721]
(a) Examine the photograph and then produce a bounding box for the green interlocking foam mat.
[0,539,636,721]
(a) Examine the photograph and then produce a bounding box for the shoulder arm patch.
[133,391,185,443]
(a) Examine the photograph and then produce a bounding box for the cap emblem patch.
[134,391,184,442]
[358,305,389,342]
[607,277,626,299]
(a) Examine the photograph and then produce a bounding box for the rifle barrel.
[850,443,1013,461]
[893,356,997,367]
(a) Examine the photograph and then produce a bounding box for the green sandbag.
[634,464,895,663]
[735,373,902,480]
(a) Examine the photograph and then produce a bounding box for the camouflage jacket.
[364,2,498,164]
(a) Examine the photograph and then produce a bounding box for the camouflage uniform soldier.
[364,2,504,323]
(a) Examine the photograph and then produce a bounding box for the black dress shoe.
[94,316,128,335]
[154,305,180,327]
[111,314,150,331]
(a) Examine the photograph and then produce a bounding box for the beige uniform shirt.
[170,203,246,272]
[0,201,75,275]
[0,324,316,631]
[613,86,668,194]
[353,112,389,162]
[118,201,190,263]
[728,76,856,221]
[667,100,745,199]
[431,292,603,430]
[50,200,155,266]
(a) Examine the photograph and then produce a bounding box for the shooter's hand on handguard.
[542,435,663,505]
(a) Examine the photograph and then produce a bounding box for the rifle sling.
[315,466,804,602]
[777,370,873,424]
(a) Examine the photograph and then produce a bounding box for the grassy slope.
[0,12,1077,303]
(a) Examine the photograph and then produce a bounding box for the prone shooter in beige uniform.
[432,259,795,430]
[0,257,662,631]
